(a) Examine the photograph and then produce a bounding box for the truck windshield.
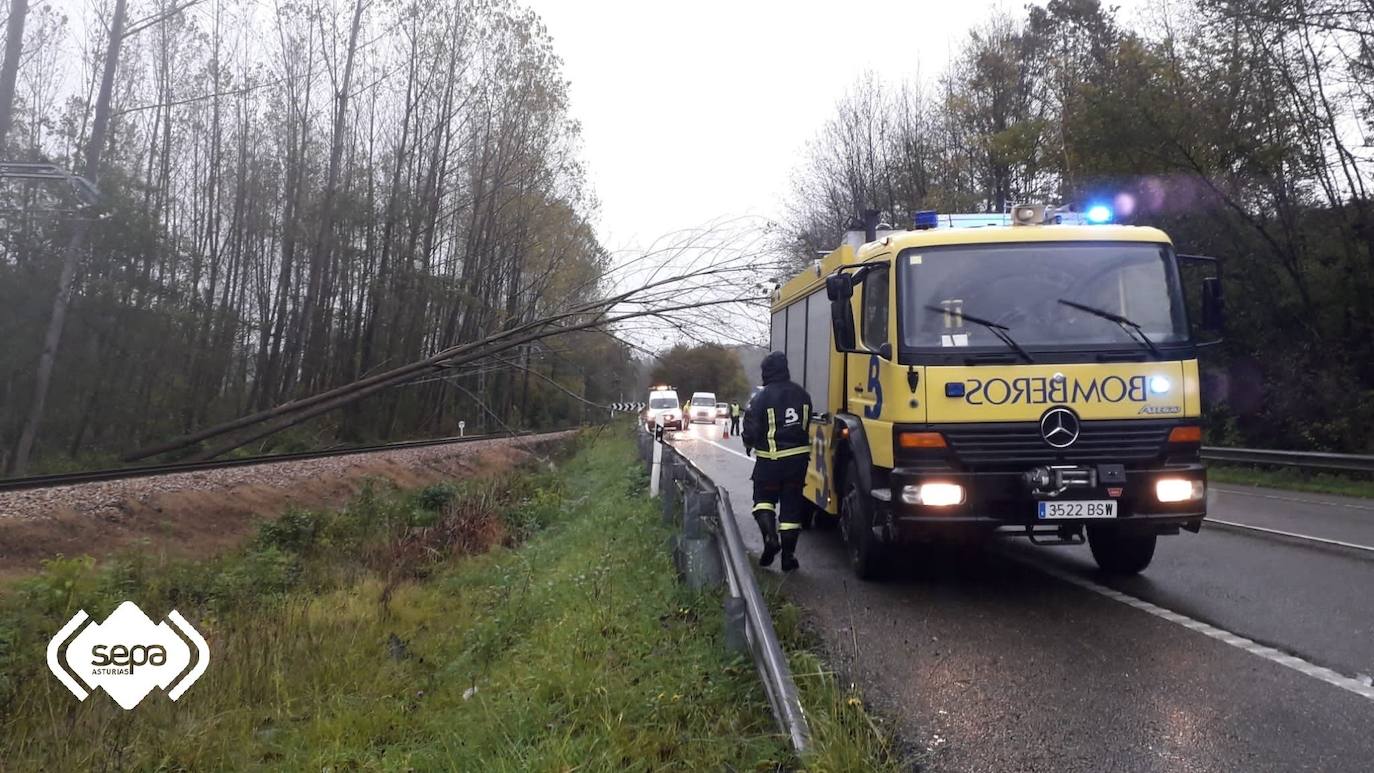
[649,397,678,409]
[692,394,715,405]
[900,242,1188,351]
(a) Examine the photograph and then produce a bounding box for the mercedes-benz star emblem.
[1040,407,1080,448]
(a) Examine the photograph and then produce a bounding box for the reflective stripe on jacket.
[742,380,812,460]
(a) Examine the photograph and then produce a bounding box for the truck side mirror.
[825,273,853,301]
[1201,276,1224,332]
[1178,253,1224,342]
[826,274,857,351]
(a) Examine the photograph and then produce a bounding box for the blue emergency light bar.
[1086,204,1113,223]
[905,206,1110,229]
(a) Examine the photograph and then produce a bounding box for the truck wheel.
[841,459,886,580]
[1087,528,1157,575]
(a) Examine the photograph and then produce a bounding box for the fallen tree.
[125,226,788,461]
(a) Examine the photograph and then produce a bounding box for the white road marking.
[1207,519,1374,554]
[697,437,752,462]
[676,439,1374,702]
[1004,551,1374,702]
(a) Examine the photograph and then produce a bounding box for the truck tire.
[841,459,886,580]
[1087,528,1157,575]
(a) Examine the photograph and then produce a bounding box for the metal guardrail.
[637,428,811,753]
[1202,446,1374,474]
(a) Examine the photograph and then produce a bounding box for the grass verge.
[0,429,896,771]
[1209,464,1374,499]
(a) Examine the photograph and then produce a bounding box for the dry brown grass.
[375,487,512,612]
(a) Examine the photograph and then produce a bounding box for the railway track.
[0,430,562,493]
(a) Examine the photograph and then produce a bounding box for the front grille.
[942,420,1173,470]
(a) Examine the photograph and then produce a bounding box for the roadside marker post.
[650,429,664,498]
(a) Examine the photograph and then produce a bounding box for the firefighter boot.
[755,510,781,567]
[780,529,800,572]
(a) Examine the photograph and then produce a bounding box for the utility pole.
[10,0,127,474]
[0,0,30,148]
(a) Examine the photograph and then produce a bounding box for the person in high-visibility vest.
[729,401,742,435]
[741,351,813,571]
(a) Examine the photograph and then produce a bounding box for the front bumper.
[887,463,1206,534]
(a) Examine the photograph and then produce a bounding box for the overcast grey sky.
[524,0,1024,254]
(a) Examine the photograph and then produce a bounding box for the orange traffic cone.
[723,419,730,439]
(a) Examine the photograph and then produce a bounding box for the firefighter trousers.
[751,475,807,532]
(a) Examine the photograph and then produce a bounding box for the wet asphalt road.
[667,421,1374,772]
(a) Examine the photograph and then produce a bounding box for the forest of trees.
[4,0,1368,476]
[0,0,638,475]
[784,0,1374,453]
[649,343,750,406]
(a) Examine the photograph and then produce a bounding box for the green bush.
[256,508,321,553]
[417,482,460,511]
[212,546,301,605]
[503,479,566,540]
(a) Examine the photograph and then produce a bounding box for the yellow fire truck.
[773,205,1223,578]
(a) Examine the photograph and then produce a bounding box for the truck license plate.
[1037,500,1117,519]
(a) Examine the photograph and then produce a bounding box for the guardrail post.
[660,454,681,525]
[682,489,712,539]
[722,596,748,655]
[676,490,724,590]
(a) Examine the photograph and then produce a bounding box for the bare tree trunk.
[9,0,127,474]
[0,0,29,148]
[300,0,366,393]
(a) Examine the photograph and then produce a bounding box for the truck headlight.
[901,483,965,507]
[1155,478,1204,503]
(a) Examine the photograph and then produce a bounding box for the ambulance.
[773,205,1223,578]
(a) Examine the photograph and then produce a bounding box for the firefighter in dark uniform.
[742,351,813,571]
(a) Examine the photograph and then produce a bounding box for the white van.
[644,387,684,430]
[689,392,717,424]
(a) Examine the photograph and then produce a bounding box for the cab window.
[861,266,889,351]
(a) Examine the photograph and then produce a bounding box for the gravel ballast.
[0,432,574,576]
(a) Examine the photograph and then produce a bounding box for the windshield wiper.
[923,306,1035,363]
[1057,299,1163,358]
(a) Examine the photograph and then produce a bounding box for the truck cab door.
[851,266,895,468]
[804,419,838,514]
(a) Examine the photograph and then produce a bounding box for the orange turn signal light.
[1168,425,1202,443]
[898,431,947,449]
